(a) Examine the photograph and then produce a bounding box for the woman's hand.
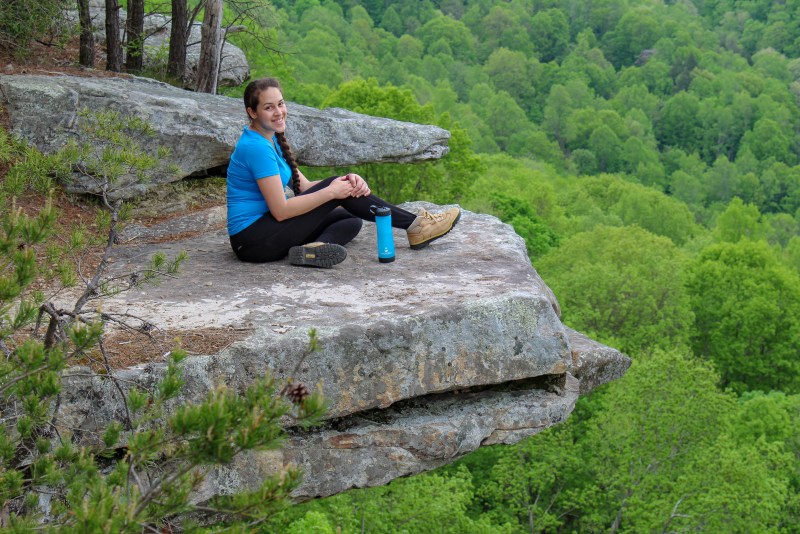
[344,173,371,197]
[328,176,356,199]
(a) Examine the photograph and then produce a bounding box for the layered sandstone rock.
[52,202,629,500]
[0,74,451,198]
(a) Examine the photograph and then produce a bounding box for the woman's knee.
[317,216,362,245]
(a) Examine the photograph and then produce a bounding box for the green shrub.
[0,0,71,58]
[0,111,325,530]
[488,192,560,259]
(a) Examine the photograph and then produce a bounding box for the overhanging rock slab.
[199,374,579,501]
[0,74,451,198]
[53,202,630,500]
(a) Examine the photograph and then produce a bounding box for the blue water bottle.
[370,205,395,263]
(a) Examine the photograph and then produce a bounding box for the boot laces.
[422,209,447,222]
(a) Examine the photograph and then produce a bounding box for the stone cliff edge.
[55,202,630,502]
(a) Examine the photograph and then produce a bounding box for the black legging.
[229,176,418,263]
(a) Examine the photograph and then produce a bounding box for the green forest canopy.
[5,0,800,530]
[228,1,800,531]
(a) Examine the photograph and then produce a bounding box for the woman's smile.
[248,86,288,136]
[270,114,285,129]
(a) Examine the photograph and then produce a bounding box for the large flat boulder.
[0,74,451,198]
[52,202,630,501]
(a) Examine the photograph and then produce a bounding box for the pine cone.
[286,382,310,404]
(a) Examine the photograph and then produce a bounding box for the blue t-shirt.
[226,127,293,235]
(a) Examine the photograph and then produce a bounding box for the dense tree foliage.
[242,0,800,530]
[537,225,693,355]
[687,239,800,394]
[237,0,800,223]
[5,0,800,529]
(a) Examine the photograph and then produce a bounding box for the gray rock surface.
[568,327,633,395]
[0,74,450,198]
[143,15,251,90]
[51,202,630,500]
[199,374,579,502]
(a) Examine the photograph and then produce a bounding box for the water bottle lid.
[371,205,391,216]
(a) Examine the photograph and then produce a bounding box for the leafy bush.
[488,192,559,259]
[0,0,71,57]
[0,113,325,530]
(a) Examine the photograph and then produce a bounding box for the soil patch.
[2,40,232,368]
[0,35,132,79]
[100,325,251,368]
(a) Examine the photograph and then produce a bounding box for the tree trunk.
[195,0,223,94]
[167,0,188,81]
[610,488,633,533]
[77,0,95,68]
[528,505,535,533]
[125,0,145,73]
[105,0,122,71]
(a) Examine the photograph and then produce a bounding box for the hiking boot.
[288,242,347,268]
[406,207,461,250]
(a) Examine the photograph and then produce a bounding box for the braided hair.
[243,78,301,196]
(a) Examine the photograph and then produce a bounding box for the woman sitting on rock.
[226,77,460,268]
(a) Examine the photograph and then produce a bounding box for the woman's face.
[248,87,287,135]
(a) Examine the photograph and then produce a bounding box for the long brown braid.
[274,132,301,196]
[243,78,301,196]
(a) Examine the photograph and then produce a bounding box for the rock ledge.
[54,202,630,501]
[0,74,451,199]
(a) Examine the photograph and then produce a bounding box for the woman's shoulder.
[236,129,276,158]
[237,128,265,147]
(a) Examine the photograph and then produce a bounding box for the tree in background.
[268,465,510,533]
[77,0,94,67]
[730,390,800,529]
[529,8,569,63]
[196,0,224,93]
[487,192,559,259]
[740,118,797,166]
[537,225,693,355]
[602,8,664,69]
[556,175,699,245]
[687,239,800,394]
[125,0,145,73]
[474,419,582,531]
[713,196,768,243]
[167,0,190,80]
[105,0,123,72]
[577,350,783,532]
[318,78,480,204]
[656,91,702,152]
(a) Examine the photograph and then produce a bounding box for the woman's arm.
[298,169,371,197]
[257,174,354,221]
[297,170,319,192]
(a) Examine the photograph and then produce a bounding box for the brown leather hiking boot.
[406,207,461,249]
[288,242,347,268]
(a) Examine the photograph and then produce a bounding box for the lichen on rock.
[0,74,451,198]
[51,201,630,501]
